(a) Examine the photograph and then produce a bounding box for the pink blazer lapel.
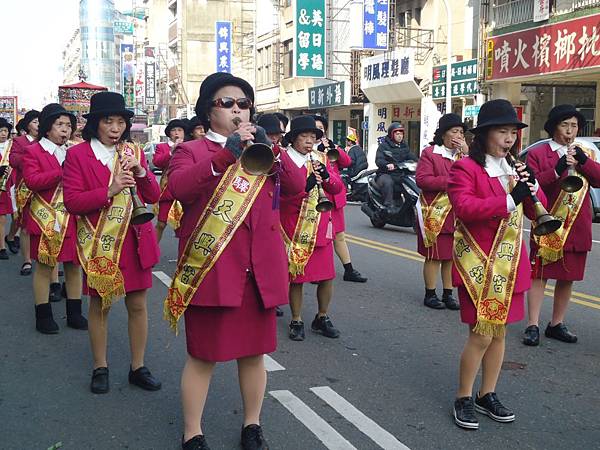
[84,142,112,187]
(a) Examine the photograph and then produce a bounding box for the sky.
[1,0,131,111]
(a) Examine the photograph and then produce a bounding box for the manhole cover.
[502,361,526,370]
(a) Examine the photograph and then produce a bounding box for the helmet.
[387,122,404,137]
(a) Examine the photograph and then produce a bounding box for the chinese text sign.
[363,0,389,50]
[294,0,326,78]
[216,21,232,74]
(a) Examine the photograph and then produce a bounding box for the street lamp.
[440,0,452,114]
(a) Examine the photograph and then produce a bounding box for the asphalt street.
[2,204,600,450]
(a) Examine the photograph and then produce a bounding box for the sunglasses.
[211,97,253,110]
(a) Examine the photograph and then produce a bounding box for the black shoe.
[5,236,18,254]
[13,235,20,250]
[58,269,64,277]
[0,249,8,260]
[35,303,59,334]
[61,282,67,300]
[523,325,540,346]
[49,282,62,303]
[289,320,305,341]
[275,306,284,317]
[182,435,210,450]
[66,299,88,330]
[311,314,340,338]
[91,367,109,394]
[424,293,446,309]
[442,294,460,310]
[545,322,577,343]
[475,392,515,423]
[343,269,367,283]
[241,424,269,450]
[453,397,478,430]
[20,262,32,276]
[129,366,162,391]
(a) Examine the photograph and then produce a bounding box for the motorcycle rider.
[375,122,417,213]
[344,133,368,179]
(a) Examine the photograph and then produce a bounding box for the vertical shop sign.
[215,21,232,73]
[294,0,326,78]
[120,44,135,108]
[363,0,389,50]
[144,47,156,107]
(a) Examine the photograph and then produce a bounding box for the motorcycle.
[360,151,420,230]
[341,168,377,203]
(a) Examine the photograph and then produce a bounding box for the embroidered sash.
[453,205,524,337]
[29,186,69,267]
[0,140,13,190]
[419,192,452,248]
[164,162,266,332]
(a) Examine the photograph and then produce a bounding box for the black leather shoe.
[289,320,305,341]
[453,397,478,430]
[241,424,269,450]
[182,435,210,450]
[424,294,445,309]
[129,366,162,391]
[442,294,460,310]
[545,322,577,343]
[0,248,8,260]
[475,392,515,422]
[275,306,284,317]
[523,325,540,346]
[91,367,109,394]
[343,269,367,282]
[5,236,18,254]
[311,314,340,338]
[35,303,59,334]
[49,282,62,303]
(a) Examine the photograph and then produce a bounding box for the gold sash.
[75,143,141,309]
[164,162,266,332]
[155,169,183,230]
[419,192,452,248]
[534,148,595,264]
[29,186,70,267]
[453,205,523,337]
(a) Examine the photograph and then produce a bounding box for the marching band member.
[0,118,14,260]
[313,115,367,283]
[10,109,39,276]
[448,100,546,430]
[166,72,304,450]
[281,115,344,341]
[22,104,87,334]
[416,113,467,310]
[63,91,162,394]
[153,119,186,242]
[523,105,600,345]
[186,116,206,141]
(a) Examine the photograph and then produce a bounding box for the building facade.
[62,30,82,85]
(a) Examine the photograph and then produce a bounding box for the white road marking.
[311,386,410,450]
[152,270,172,287]
[269,390,357,450]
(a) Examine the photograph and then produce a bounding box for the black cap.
[284,115,324,144]
[83,91,134,119]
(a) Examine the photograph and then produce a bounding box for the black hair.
[468,127,520,167]
[82,115,132,142]
[38,114,77,141]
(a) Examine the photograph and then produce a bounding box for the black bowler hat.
[274,112,289,130]
[312,114,328,131]
[38,103,77,139]
[21,109,40,132]
[257,114,282,134]
[165,119,187,137]
[187,116,203,132]
[0,117,13,132]
[194,72,255,131]
[470,99,527,134]
[436,113,467,135]
[544,104,586,136]
[83,91,134,119]
[284,115,324,144]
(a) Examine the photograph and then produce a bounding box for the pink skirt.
[30,234,79,264]
[458,286,525,325]
[531,251,587,281]
[331,207,345,234]
[184,275,276,362]
[157,199,173,223]
[83,253,153,297]
[291,242,335,284]
[417,232,453,260]
[0,190,13,215]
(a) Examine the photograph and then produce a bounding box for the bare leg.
[156,221,166,243]
[441,260,453,290]
[238,355,267,426]
[457,327,493,398]
[181,355,215,441]
[480,335,506,396]
[64,262,82,298]
[7,214,18,240]
[32,262,53,305]
[316,279,333,316]
[289,283,303,321]
[333,232,351,265]
[20,231,31,264]
[125,290,148,370]
[51,264,59,283]
[88,296,110,369]
[0,215,6,249]
[551,280,573,326]
[423,259,441,290]
[526,278,547,327]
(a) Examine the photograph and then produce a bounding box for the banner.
[0,96,17,125]
[215,21,232,73]
[363,0,389,50]
[144,47,156,106]
[420,96,441,150]
[120,44,135,108]
[533,0,550,23]
[294,0,326,78]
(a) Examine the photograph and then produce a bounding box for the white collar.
[90,138,116,167]
[484,154,516,178]
[433,144,456,160]
[26,134,35,142]
[40,137,67,164]
[287,146,309,168]
[205,129,227,147]
[549,140,568,156]
[0,140,7,151]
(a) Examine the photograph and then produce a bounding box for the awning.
[361,79,423,104]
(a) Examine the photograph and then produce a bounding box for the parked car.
[143,142,162,175]
[520,137,600,222]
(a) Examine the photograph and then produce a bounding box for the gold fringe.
[87,273,125,310]
[162,299,180,335]
[289,261,306,278]
[538,246,563,265]
[37,253,57,268]
[473,320,506,338]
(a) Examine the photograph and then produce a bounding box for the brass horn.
[309,153,333,212]
[117,144,155,225]
[0,165,11,192]
[560,140,585,193]
[232,117,275,176]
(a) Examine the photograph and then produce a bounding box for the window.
[398,10,411,28]
[283,40,293,78]
[415,7,421,26]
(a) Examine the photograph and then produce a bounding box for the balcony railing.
[390,27,434,65]
[557,0,600,13]
[491,0,534,29]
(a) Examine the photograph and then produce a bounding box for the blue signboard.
[363,0,389,50]
[215,21,232,73]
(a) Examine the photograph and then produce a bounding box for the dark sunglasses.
[211,97,253,110]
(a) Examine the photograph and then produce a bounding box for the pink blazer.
[280,157,343,248]
[10,135,33,186]
[153,142,174,202]
[62,141,161,271]
[527,141,600,252]
[22,142,75,238]
[331,146,351,209]
[448,156,547,294]
[168,138,306,308]
[416,145,455,235]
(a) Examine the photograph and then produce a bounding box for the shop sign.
[308,81,345,109]
[392,104,420,121]
[372,104,420,145]
[120,44,135,108]
[215,21,232,73]
[0,96,17,125]
[144,47,156,106]
[361,49,414,89]
[362,0,389,50]
[294,0,326,78]
[486,13,600,81]
[432,59,479,99]
[114,20,134,35]
[464,105,481,117]
[332,120,347,145]
[433,81,479,99]
[534,0,550,23]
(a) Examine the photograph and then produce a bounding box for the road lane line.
[310,386,410,450]
[345,237,423,262]
[152,270,172,287]
[269,390,357,450]
[545,288,600,304]
[346,233,422,256]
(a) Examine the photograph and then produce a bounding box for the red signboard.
[486,13,600,81]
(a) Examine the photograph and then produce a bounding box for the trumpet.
[0,165,11,192]
[560,140,585,193]
[232,117,275,176]
[308,152,333,213]
[117,144,155,225]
